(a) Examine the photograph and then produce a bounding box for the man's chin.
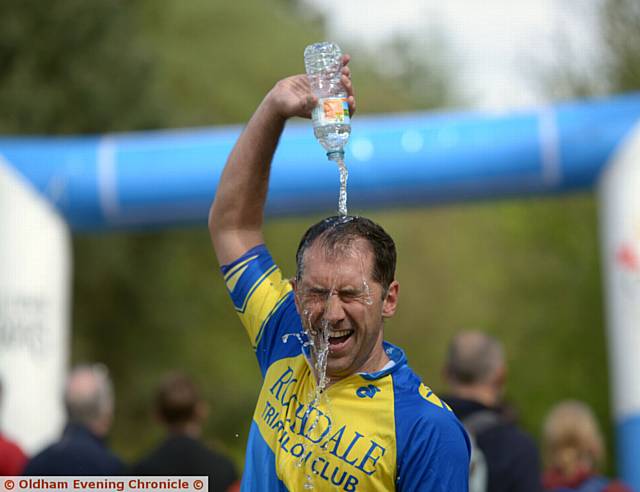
[325,359,353,381]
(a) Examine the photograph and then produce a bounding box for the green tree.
[601,0,640,92]
[0,0,160,134]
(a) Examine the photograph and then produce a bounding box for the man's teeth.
[329,330,352,339]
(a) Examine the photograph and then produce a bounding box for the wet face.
[292,238,399,382]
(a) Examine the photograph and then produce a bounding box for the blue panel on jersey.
[392,366,470,491]
[241,421,288,492]
[254,295,305,376]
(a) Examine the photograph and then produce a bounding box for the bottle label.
[313,97,350,125]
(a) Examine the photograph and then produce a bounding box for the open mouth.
[328,329,354,346]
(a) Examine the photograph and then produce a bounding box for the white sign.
[0,157,70,453]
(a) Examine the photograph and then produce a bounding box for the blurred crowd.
[0,369,239,492]
[0,332,633,492]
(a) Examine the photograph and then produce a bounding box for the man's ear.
[195,401,209,423]
[382,280,399,318]
[493,364,507,390]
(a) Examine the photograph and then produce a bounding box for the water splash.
[331,154,349,216]
[313,319,331,394]
[282,332,311,348]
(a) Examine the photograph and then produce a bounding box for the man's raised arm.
[208,59,354,266]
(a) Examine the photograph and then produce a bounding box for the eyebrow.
[303,285,365,296]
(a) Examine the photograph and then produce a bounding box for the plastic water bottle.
[304,42,351,161]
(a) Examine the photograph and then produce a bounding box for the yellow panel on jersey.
[222,247,292,348]
[254,355,397,491]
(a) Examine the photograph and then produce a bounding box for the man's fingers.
[305,94,318,110]
[342,53,351,66]
[347,95,356,117]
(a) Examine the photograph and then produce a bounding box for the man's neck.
[450,384,500,408]
[168,422,201,439]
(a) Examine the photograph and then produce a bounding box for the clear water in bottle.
[304,41,351,157]
[304,42,351,215]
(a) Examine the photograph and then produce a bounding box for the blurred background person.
[0,378,28,475]
[131,372,239,492]
[542,400,632,492]
[443,330,541,492]
[23,364,123,475]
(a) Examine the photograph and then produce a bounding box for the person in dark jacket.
[443,330,542,492]
[131,372,239,492]
[23,364,123,475]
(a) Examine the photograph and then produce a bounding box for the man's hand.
[264,54,356,121]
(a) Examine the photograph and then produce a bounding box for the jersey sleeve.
[396,412,470,491]
[393,379,471,492]
[220,244,302,374]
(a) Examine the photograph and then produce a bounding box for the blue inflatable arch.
[1,92,639,230]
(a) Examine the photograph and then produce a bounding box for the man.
[209,54,469,491]
[23,364,123,475]
[442,331,541,492]
[131,372,240,492]
[0,378,28,475]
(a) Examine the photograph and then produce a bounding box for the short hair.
[445,331,504,385]
[65,364,113,426]
[295,216,397,292]
[155,372,201,425]
[542,400,604,472]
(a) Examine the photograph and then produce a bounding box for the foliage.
[601,0,640,93]
[0,0,160,134]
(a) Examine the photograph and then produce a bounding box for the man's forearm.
[209,97,285,263]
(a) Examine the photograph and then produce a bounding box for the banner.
[0,157,71,453]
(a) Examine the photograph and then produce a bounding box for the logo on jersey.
[418,383,452,411]
[356,385,380,399]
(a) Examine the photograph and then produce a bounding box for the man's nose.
[323,293,345,324]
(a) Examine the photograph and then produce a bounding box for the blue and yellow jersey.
[222,245,470,491]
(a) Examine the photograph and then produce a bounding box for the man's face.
[292,238,399,381]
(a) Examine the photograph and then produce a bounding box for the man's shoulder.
[390,366,470,489]
[392,364,458,419]
[25,433,123,475]
[390,364,469,455]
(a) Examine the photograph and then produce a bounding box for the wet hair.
[542,400,604,473]
[445,331,504,385]
[295,216,397,292]
[155,372,201,425]
[65,364,113,426]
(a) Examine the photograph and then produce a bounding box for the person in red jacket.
[0,379,28,475]
[542,400,632,492]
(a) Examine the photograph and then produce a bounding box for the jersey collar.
[359,341,407,381]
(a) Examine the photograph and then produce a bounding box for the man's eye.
[304,290,329,301]
[340,291,363,301]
